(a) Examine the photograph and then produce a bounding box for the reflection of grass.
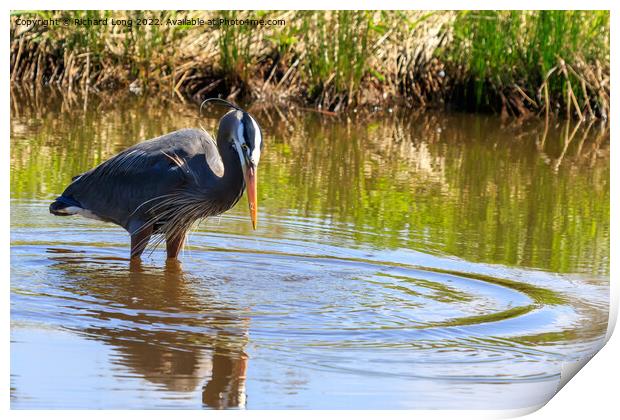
[9,10,609,118]
[10,92,610,274]
[372,272,473,303]
[423,268,567,306]
[512,329,602,346]
[369,265,567,330]
[423,304,537,329]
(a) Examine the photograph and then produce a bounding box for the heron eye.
[241,144,249,151]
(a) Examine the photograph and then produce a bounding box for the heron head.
[230,110,262,231]
[202,98,263,230]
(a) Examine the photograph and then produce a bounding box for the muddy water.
[10,91,609,409]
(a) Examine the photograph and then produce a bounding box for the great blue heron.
[49,99,263,260]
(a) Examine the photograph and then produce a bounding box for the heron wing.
[61,128,222,229]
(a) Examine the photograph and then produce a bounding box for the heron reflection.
[47,250,249,409]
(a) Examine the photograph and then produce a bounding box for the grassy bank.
[10,10,610,119]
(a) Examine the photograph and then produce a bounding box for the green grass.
[449,10,609,117]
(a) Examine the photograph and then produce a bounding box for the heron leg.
[130,224,153,260]
[166,231,186,260]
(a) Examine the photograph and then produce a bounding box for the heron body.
[50,104,263,260]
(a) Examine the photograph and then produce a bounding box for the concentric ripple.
[10,200,609,409]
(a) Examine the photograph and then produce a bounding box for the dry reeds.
[10,10,610,120]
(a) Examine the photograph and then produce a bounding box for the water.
[10,90,610,409]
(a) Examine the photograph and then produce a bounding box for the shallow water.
[10,90,610,409]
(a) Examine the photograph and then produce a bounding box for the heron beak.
[244,164,258,230]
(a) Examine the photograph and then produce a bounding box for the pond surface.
[10,90,610,409]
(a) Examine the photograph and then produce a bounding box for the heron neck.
[215,140,245,205]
